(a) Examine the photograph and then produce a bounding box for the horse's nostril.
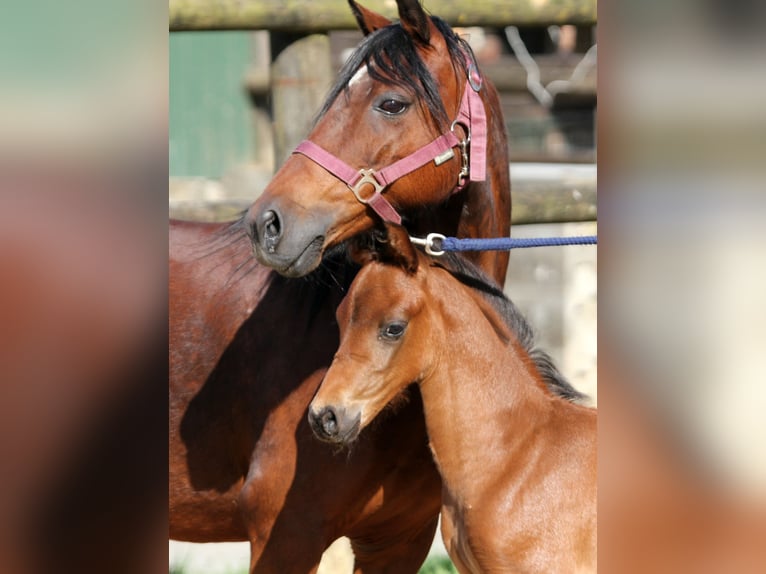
[262,210,281,240]
[255,209,282,253]
[319,408,338,437]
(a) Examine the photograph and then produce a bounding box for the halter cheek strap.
[293,60,487,225]
[458,61,486,182]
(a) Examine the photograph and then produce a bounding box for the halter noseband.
[292,59,487,225]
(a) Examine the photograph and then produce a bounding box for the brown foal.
[308,230,597,573]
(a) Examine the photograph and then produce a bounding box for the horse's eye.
[380,321,407,340]
[376,99,408,116]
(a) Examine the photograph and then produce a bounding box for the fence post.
[247,31,275,176]
[270,33,333,167]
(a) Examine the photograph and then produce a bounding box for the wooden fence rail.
[170,0,597,32]
[169,163,597,225]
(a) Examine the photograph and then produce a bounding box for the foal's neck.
[418,277,556,498]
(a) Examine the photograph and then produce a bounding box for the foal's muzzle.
[308,405,361,444]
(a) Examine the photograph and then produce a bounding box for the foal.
[309,230,597,573]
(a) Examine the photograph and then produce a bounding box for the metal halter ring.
[467,61,483,92]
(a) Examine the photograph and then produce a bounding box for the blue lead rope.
[444,235,597,251]
[410,233,597,255]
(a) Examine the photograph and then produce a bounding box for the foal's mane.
[433,253,586,402]
[317,16,474,132]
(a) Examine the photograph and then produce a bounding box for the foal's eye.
[380,321,407,340]
[376,98,408,116]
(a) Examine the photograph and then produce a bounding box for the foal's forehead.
[361,260,416,285]
[345,263,420,316]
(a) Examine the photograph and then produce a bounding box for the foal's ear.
[382,222,419,274]
[348,232,378,267]
[348,1,392,36]
[348,224,419,273]
[396,0,431,45]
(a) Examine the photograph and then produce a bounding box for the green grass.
[419,555,458,574]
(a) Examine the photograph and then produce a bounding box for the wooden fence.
[170,0,597,31]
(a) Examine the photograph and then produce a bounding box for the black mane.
[434,253,587,403]
[317,17,474,132]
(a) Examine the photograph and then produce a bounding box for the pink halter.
[293,60,487,225]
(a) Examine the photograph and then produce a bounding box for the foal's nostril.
[319,407,339,438]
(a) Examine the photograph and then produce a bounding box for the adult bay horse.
[245,0,510,284]
[308,227,596,573]
[170,0,511,572]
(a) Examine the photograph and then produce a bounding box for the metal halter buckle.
[349,169,385,204]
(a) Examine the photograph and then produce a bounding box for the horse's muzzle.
[245,202,329,277]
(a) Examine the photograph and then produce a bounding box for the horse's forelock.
[317,17,471,132]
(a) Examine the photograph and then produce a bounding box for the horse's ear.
[348,0,391,36]
[348,233,379,267]
[396,0,431,45]
[382,222,419,274]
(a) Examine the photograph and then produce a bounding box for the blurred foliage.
[168,554,457,574]
[418,555,458,574]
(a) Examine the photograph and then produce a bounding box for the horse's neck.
[418,282,557,500]
[419,277,597,571]
[407,83,510,285]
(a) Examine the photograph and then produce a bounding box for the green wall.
[170,32,254,178]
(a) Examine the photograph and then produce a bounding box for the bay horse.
[245,0,510,284]
[171,0,511,572]
[308,226,596,573]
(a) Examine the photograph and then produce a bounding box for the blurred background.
[598,0,766,571]
[1,2,168,573]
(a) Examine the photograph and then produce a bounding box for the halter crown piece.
[293,55,487,225]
